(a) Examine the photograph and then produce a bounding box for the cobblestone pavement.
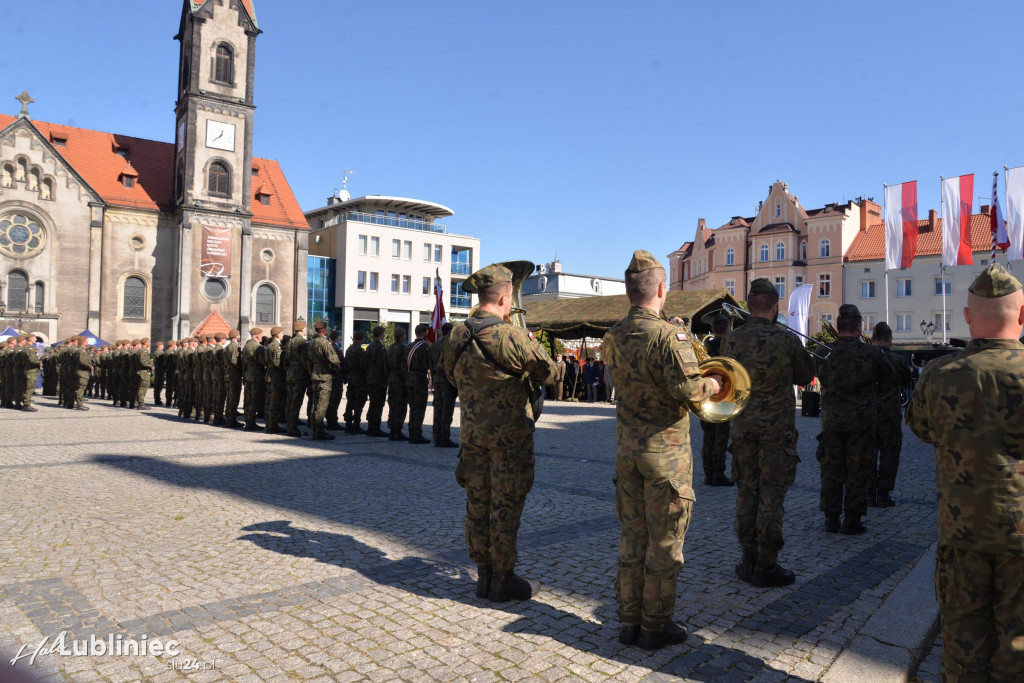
[1,394,939,682]
[911,634,942,683]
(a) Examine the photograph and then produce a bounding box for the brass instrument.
[466,259,533,325]
[676,317,751,423]
[721,302,834,361]
[820,319,872,345]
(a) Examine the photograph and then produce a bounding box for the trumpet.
[674,317,751,423]
[720,302,834,361]
[820,320,872,346]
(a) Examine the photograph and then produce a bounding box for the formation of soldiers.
[5,321,460,445]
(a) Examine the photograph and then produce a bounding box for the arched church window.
[15,158,27,182]
[123,276,147,320]
[40,178,53,200]
[208,161,231,197]
[34,282,44,313]
[255,284,276,324]
[7,270,28,310]
[28,168,39,191]
[1,164,12,188]
[214,44,234,84]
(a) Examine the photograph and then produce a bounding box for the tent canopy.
[77,329,110,347]
[524,289,740,340]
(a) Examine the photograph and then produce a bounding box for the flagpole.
[993,172,999,264]
[883,183,890,326]
[940,176,947,344]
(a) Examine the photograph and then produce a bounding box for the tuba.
[675,317,751,423]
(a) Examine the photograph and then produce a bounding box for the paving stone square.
[1,394,939,681]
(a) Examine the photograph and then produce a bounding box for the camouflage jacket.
[266,339,285,377]
[429,335,452,387]
[816,337,892,432]
[877,348,912,420]
[223,340,241,377]
[720,317,813,435]
[443,310,556,455]
[240,340,263,382]
[602,306,714,492]
[405,338,431,390]
[906,339,1024,556]
[136,348,153,375]
[307,335,340,381]
[385,342,408,386]
[345,342,368,388]
[286,335,310,383]
[366,340,388,386]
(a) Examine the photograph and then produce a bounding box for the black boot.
[637,621,688,650]
[619,625,640,645]
[311,429,335,441]
[475,565,492,599]
[841,517,867,535]
[367,428,389,438]
[876,492,896,508]
[825,515,841,533]
[735,552,756,583]
[487,571,537,602]
[708,474,734,487]
[752,561,796,588]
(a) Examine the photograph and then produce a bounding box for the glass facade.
[307,255,339,329]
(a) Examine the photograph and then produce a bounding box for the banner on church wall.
[200,224,232,277]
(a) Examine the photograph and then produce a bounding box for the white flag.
[941,174,975,266]
[787,284,813,342]
[1006,166,1024,261]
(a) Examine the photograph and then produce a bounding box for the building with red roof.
[0,0,308,344]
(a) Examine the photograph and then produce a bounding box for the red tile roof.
[846,213,993,262]
[193,311,231,338]
[0,114,307,230]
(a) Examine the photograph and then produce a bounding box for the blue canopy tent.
[0,325,18,341]
[77,330,110,347]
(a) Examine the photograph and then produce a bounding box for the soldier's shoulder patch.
[528,331,534,340]
[676,332,688,342]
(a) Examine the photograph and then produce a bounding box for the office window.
[896,314,912,332]
[774,276,786,299]
[759,244,769,262]
[369,272,378,291]
[422,277,430,295]
[819,239,831,258]
[934,312,951,331]
[725,247,734,266]
[861,281,875,299]
[434,245,442,262]
[370,236,379,256]
[775,242,785,261]
[423,243,431,261]
[818,273,831,298]
[795,276,804,286]
[358,235,367,255]
[391,274,400,293]
[724,279,735,296]
[402,240,412,260]
[896,279,912,297]
[392,239,400,258]
[934,276,951,295]
[820,314,834,328]
[862,313,877,331]
[402,275,411,294]
[357,271,366,291]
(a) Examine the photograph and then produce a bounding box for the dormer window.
[51,136,67,147]
[122,176,135,188]
[213,43,234,84]
[259,194,270,205]
[115,148,128,157]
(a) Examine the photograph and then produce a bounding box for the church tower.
[172,0,261,335]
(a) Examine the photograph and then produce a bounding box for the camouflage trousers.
[243,378,264,427]
[387,382,408,433]
[153,372,164,403]
[366,384,387,430]
[407,386,428,440]
[136,373,150,407]
[194,378,204,417]
[700,420,730,480]
[24,370,38,406]
[455,443,535,572]
[326,377,343,427]
[730,429,798,564]
[935,544,1024,682]
[817,429,874,518]
[286,379,309,431]
[614,450,693,632]
[309,378,332,429]
[225,374,242,418]
[211,377,225,420]
[265,371,286,426]
[432,381,456,443]
[74,371,90,406]
[344,384,367,426]
[165,374,176,405]
[872,415,903,494]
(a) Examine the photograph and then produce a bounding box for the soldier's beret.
[838,304,861,319]
[131,339,140,345]
[292,321,307,332]
[270,326,283,336]
[748,278,776,296]
[229,329,241,337]
[249,327,263,336]
[872,322,893,339]
[463,263,514,293]
[141,338,150,344]
[167,340,176,346]
[969,263,1022,298]
[214,332,227,341]
[313,320,328,331]
[626,250,664,274]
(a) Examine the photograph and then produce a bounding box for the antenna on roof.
[338,169,353,202]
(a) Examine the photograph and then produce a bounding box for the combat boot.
[409,436,431,445]
[825,515,841,533]
[841,517,866,535]
[708,474,734,487]
[21,406,38,412]
[735,552,756,583]
[618,625,640,645]
[212,417,226,426]
[367,427,389,438]
[325,421,343,431]
[637,621,688,650]
[311,428,335,441]
[349,423,366,435]
[475,565,492,599]
[876,492,895,508]
[751,561,796,588]
[225,419,242,429]
[137,404,150,411]
[285,428,305,437]
[264,424,284,434]
[389,431,408,441]
[487,571,538,602]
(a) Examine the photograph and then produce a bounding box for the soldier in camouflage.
[325,330,346,431]
[264,326,286,434]
[430,322,458,447]
[365,325,390,438]
[135,338,153,410]
[343,330,368,434]
[603,250,719,650]
[869,322,912,507]
[223,330,242,428]
[241,328,264,431]
[405,324,432,444]
[307,320,340,441]
[906,263,1024,682]
[285,321,310,437]
[21,333,40,412]
[721,279,814,588]
[443,263,556,604]
[152,341,165,405]
[385,327,409,440]
[700,314,734,487]
[816,304,892,535]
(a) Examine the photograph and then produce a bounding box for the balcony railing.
[345,211,446,233]
[451,262,472,276]
[450,295,471,309]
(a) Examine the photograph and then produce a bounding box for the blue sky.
[2,1,1023,278]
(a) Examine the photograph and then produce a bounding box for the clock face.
[205,120,235,151]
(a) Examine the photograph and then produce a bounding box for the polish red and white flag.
[991,172,1009,256]
[884,181,918,270]
[941,174,974,266]
[428,275,446,343]
[1005,166,1024,261]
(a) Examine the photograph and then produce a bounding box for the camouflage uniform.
[264,332,285,432]
[223,335,242,426]
[430,332,457,446]
[365,337,389,434]
[164,343,177,406]
[241,333,264,429]
[385,338,409,438]
[604,298,714,633]
[816,319,893,528]
[906,264,1024,682]
[871,347,912,500]
[22,340,40,409]
[343,340,368,433]
[286,329,310,435]
[443,306,556,576]
[405,335,431,443]
[152,345,165,404]
[135,341,153,409]
[720,309,813,575]
[307,329,340,439]
[698,333,731,484]
[73,340,92,408]
[325,338,346,430]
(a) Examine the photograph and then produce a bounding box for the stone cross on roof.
[16,90,34,119]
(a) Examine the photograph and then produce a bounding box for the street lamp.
[920,320,936,338]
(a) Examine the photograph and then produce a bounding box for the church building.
[0,0,308,344]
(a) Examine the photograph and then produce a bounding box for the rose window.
[0,214,46,258]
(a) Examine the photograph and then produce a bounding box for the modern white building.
[306,192,481,342]
[521,260,626,301]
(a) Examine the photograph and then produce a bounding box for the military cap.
[270,326,283,336]
[626,250,664,274]
[292,321,307,332]
[229,329,241,337]
[167,340,176,346]
[249,327,263,336]
[313,320,328,331]
[838,304,861,319]
[748,278,776,296]
[214,332,227,341]
[130,339,140,345]
[872,321,893,339]
[141,337,150,344]
[462,263,514,293]
[969,262,1022,298]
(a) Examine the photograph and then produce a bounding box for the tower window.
[208,161,231,197]
[214,44,234,84]
[123,276,147,319]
